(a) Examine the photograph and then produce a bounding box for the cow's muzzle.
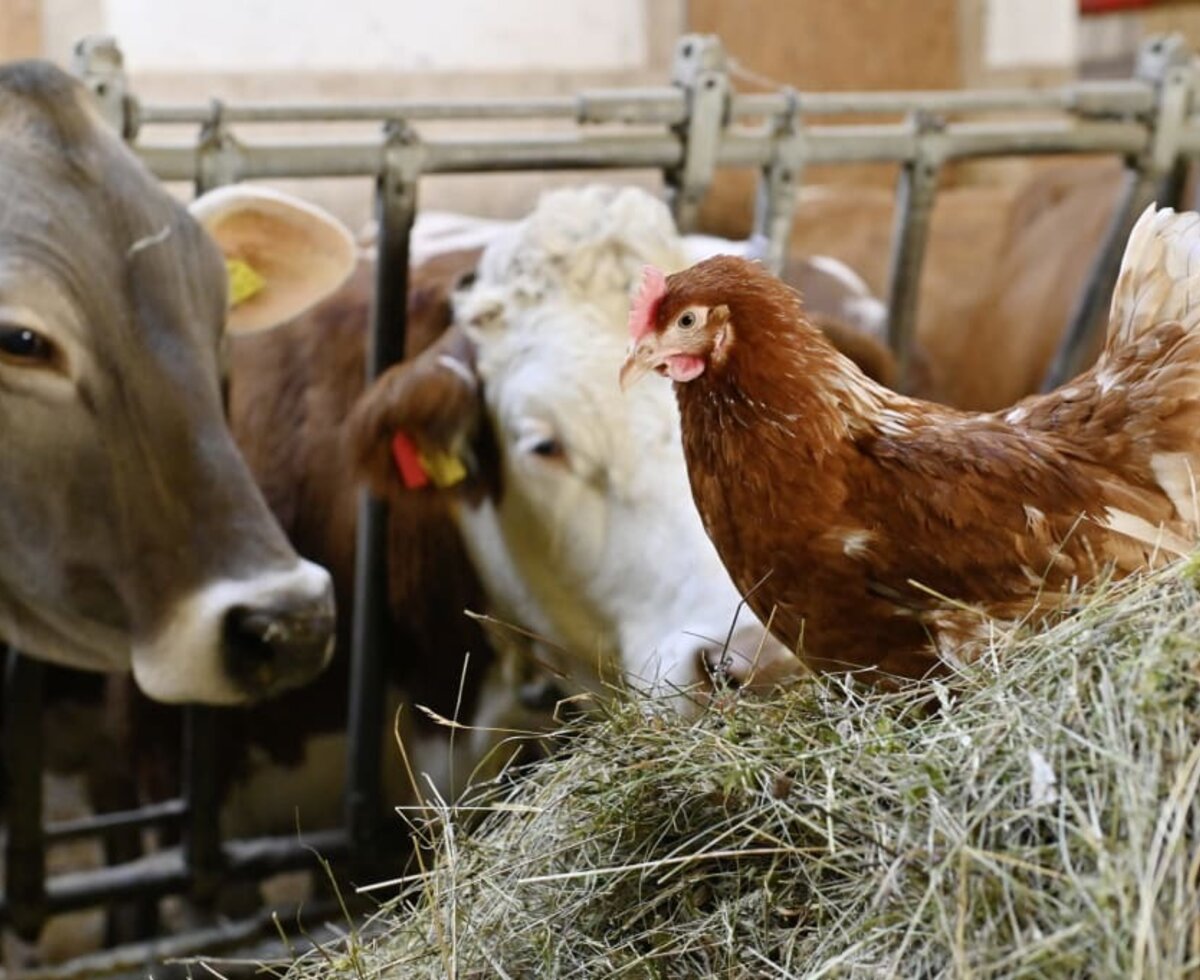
[132,560,336,704]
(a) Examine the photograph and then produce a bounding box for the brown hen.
[621,207,1200,682]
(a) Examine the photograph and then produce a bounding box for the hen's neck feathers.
[676,269,903,454]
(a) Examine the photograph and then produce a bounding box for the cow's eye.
[0,325,55,365]
[528,436,564,459]
[678,311,697,329]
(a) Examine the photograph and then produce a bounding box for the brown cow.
[0,62,355,704]
[719,159,1123,409]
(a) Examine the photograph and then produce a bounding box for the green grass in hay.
[282,563,1200,979]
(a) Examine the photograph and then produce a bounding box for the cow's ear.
[190,186,356,334]
[348,327,491,499]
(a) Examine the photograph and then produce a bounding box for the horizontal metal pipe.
[137,134,686,181]
[15,900,346,980]
[139,89,688,126]
[130,80,1156,132]
[45,799,186,844]
[731,79,1156,118]
[0,829,350,921]
[135,117,1155,183]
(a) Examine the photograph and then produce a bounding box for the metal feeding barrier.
[2,27,1199,969]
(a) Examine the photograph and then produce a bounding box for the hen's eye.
[0,326,55,364]
[678,311,697,329]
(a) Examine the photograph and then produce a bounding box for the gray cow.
[0,61,355,703]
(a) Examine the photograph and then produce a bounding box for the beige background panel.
[0,0,42,60]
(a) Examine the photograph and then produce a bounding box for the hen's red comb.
[628,265,668,344]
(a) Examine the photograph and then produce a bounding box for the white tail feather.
[1108,205,1200,348]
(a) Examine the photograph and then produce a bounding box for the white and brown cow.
[0,61,355,703]
[354,186,811,711]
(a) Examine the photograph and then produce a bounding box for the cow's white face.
[350,185,801,706]
[455,291,800,702]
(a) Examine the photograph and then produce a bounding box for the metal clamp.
[752,88,805,275]
[667,34,730,232]
[69,35,138,139]
[196,100,245,193]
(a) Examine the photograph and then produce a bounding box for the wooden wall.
[688,0,963,236]
[0,0,41,61]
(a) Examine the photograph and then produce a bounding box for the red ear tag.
[391,431,430,490]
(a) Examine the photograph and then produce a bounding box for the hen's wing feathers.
[1109,206,1200,349]
[851,410,1189,617]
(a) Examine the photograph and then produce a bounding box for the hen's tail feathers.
[1108,205,1200,349]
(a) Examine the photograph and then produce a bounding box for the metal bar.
[130,117,1153,185]
[180,706,223,906]
[124,80,1156,131]
[731,79,1156,119]
[45,799,187,845]
[137,90,689,127]
[346,120,421,875]
[175,160,239,913]
[751,97,804,275]
[0,830,349,921]
[3,650,46,940]
[13,898,347,980]
[1043,35,1195,390]
[666,35,729,231]
[885,114,942,391]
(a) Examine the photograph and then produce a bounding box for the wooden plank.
[688,0,962,235]
[0,0,42,61]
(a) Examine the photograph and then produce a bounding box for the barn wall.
[0,0,41,60]
[37,0,686,228]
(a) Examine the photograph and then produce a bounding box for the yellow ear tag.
[226,257,266,308]
[417,449,467,489]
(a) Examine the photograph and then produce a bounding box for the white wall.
[51,0,650,72]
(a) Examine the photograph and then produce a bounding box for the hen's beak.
[619,341,655,391]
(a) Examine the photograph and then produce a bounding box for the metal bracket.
[667,34,730,232]
[196,100,245,193]
[69,35,139,140]
[377,119,424,237]
[885,111,944,392]
[752,89,805,275]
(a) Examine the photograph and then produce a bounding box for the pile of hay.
[284,561,1200,978]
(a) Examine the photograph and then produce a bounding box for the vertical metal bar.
[752,94,804,276]
[179,157,238,905]
[666,34,729,233]
[1041,36,1193,391]
[346,119,421,871]
[1040,167,1151,390]
[3,649,46,940]
[885,112,942,393]
[181,707,222,904]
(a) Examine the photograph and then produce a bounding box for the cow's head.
[0,62,355,703]
[351,186,802,705]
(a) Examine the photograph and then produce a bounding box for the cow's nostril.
[222,603,334,697]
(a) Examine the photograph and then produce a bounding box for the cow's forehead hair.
[476,298,677,501]
[0,63,226,348]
